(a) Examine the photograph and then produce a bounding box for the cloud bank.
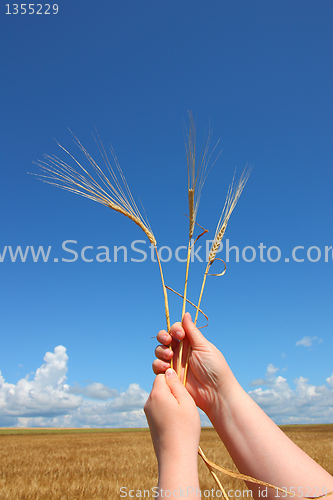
[249,364,333,424]
[0,346,149,428]
[1,348,332,428]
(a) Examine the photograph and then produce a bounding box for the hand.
[153,312,238,418]
[144,368,201,465]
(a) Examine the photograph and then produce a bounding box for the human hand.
[144,368,201,466]
[153,312,238,419]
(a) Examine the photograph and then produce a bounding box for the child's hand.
[153,312,238,419]
[144,368,201,466]
[153,315,333,500]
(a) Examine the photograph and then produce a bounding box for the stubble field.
[0,425,332,500]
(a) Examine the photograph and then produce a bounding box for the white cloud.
[295,336,318,347]
[69,382,118,400]
[250,364,280,387]
[0,346,149,428]
[266,363,279,377]
[327,374,333,389]
[3,347,331,429]
[249,365,333,424]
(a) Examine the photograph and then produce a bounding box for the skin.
[144,368,201,498]
[152,312,333,500]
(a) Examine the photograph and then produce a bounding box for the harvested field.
[0,425,332,499]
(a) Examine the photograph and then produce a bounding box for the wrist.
[158,454,200,499]
[157,440,199,466]
[206,370,242,426]
[158,452,199,483]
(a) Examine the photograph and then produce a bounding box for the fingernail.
[174,330,182,339]
[185,312,192,321]
[162,335,170,344]
[166,368,176,378]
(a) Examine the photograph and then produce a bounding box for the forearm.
[209,376,333,500]
[157,454,200,498]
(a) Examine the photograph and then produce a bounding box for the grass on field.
[0,425,332,500]
[0,427,146,435]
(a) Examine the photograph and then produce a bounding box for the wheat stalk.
[195,165,251,322]
[177,113,220,375]
[183,165,251,385]
[33,130,171,339]
[198,450,333,499]
[185,112,220,240]
[198,445,229,500]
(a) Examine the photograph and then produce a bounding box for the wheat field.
[0,425,332,500]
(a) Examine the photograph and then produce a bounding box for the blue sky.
[1,0,333,427]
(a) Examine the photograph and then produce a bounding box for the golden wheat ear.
[32,130,172,338]
[33,130,156,246]
[178,113,221,376]
[208,164,252,263]
[185,111,221,239]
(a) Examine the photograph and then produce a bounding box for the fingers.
[182,312,208,349]
[168,323,185,342]
[153,322,193,376]
[156,330,172,345]
[153,344,173,375]
[165,368,192,403]
[149,370,195,405]
[158,315,207,350]
[157,328,184,346]
[151,373,168,392]
[144,374,169,414]
[152,358,171,374]
[153,327,185,375]
[155,344,173,361]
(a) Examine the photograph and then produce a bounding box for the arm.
[153,313,333,500]
[208,369,333,500]
[144,368,201,498]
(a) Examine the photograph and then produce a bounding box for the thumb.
[182,312,208,349]
[165,368,191,402]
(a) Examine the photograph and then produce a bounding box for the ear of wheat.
[34,131,156,245]
[208,165,252,264]
[182,165,252,385]
[185,111,220,239]
[194,165,251,327]
[177,112,220,375]
[33,130,171,339]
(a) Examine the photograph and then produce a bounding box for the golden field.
[0,425,332,500]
